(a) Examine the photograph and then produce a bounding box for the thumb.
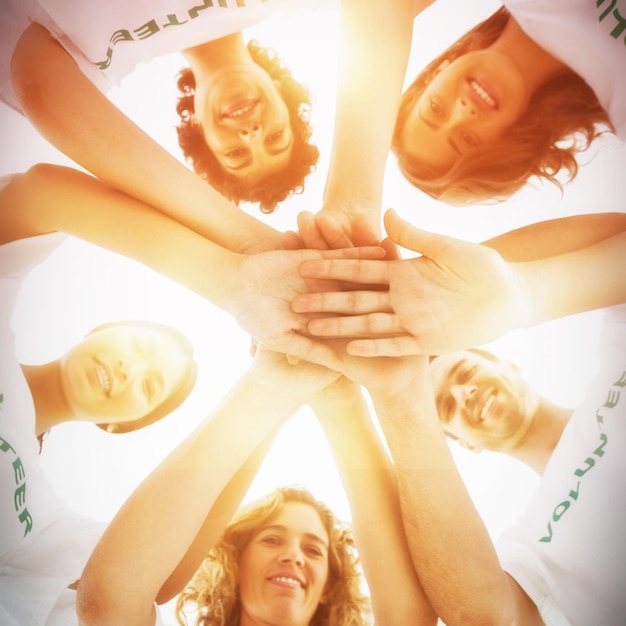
[281,230,304,250]
[380,236,402,260]
[383,209,447,259]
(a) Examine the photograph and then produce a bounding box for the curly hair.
[175,486,371,626]
[392,7,613,205]
[176,40,319,214]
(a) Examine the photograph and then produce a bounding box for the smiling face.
[195,64,293,183]
[237,501,330,626]
[59,324,191,425]
[397,51,530,170]
[430,350,539,453]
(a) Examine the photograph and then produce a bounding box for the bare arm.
[367,359,542,626]
[483,212,626,261]
[299,0,429,248]
[309,377,437,626]
[2,164,385,369]
[156,433,275,603]
[519,229,626,326]
[294,210,626,356]
[11,23,282,254]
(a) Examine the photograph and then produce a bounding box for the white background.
[2,0,625,622]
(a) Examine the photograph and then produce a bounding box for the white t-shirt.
[0,0,330,111]
[506,0,626,141]
[0,228,165,625]
[497,304,626,626]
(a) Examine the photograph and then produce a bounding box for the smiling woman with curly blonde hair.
[175,486,371,626]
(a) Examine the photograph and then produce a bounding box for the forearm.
[310,378,436,625]
[157,431,277,603]
[483,213,626,262]
[3,164,241,313]
[371,378,535,626]
[77,370,305,625]
[323,0,420,214]
[11,23,279,253]
[519,230,626,325]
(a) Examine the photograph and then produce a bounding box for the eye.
[429,98,443,116]
[304,545,324,558]
[461,131,478,147]
[224,147,246,158]
[142,377,155,403]
[266,128,285,144]
[457,364,478,384]
[260,535,281,546]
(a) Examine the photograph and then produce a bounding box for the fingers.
[346,335,431,357]
[319,246,386,260]
[317,214,355,250]
[383,209,443,257]
[281,230,304,250]
[306,312,403,338]
[292,290,391,315]
[299,258,391,283]
[297,211,330,250]
[273,333,344,372]
[380,236,402,261]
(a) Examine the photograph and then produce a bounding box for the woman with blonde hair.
[177,485,370,626]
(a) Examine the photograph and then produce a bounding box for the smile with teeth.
[469,79,497,109]
[478,393,496,423]
[269,576,304,589]
[95,360,112,395]
[222,99,258,119]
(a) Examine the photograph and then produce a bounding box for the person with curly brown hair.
[2,0,326,215]
[175,36,319,214]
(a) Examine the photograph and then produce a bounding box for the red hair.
[392,7,613,205]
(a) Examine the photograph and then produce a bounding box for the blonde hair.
[175,486,371,626]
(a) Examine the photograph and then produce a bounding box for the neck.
[491,16,569,92]
[508,397,573,475]
[182,32,250,74]
[21,361,70,436]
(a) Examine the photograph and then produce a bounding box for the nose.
[114,358,135,385]
[455,96,477,119]
[451,384,477,409]
[238,123,262,140]
[279,542,305,567]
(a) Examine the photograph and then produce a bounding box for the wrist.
[217,250,246,315]
[235,228,283,254]
[511,260,540,328]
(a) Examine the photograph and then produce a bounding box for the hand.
[315,337,427,400]
[248,345,340,400]
[239,229,302,254]
[296,201,381,250]
[292,210,532,356]
[227,245,385,370]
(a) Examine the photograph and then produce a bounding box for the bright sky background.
[2,0,626,622]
